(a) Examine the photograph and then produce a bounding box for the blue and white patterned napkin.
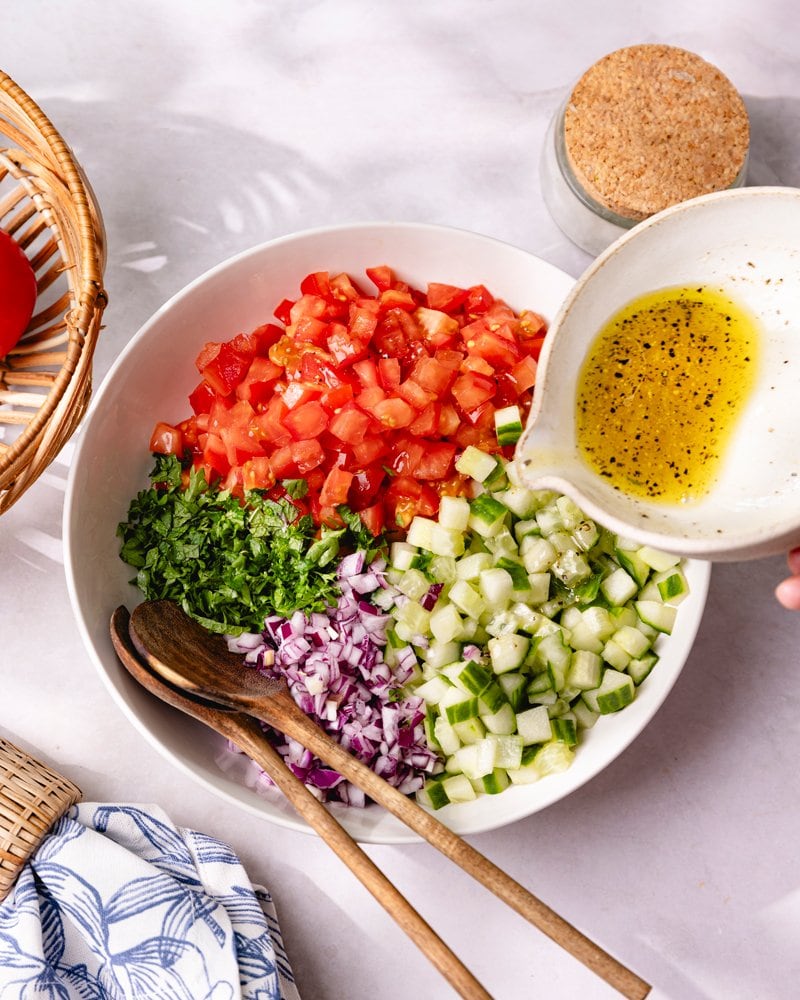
[0,803,300,999]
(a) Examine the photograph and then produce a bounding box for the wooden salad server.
[126,598,651,1000]
[111,607,491,1000]
[111,606,492,1000]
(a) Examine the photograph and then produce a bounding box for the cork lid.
[563,44,750,222]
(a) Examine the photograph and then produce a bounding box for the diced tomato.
[353,358,379,388]
[511,354,538,393]
[195,341,222,373]
[409,402,440,437]
[372,396,417,429]
[356,385,387,411]
[426,282,468,313]
[329,404,373,444]
[300,271,332,299]
[463,284,494,316]
[291,438,325,473]
[451,370,495,413]
[250,323,285,355]
[414,307,459,347]
[379,288,416,313]
[319,383,354,410]
[292,315,329,346]
[365,265,395,292]
[327,325,369,368]
[149,421,183,456]
[438,403,461,437]
[347,466,385,510]
[410,355,455,395]
[283,400,328,440]
[350,436,388,466]
[358,502,385,536]
[320,466,354,507]
[282,381,321,410]
[242,456,275,491]
[189,380,216,415]
[415,441,456,480]
[274,297,294,324]
[378,356,401,390]
[252,395,292,447]
[389,437,426,475]
[397,378,434,410]
[201,342,252,396]
[235,356,282,405]
[269,444,299,478]
[157,263,547,535]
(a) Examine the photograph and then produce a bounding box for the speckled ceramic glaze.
[518,186,800,562]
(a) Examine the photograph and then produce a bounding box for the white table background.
[3,2,800,998]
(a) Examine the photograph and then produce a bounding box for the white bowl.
[64,222,710,844]
[518,186,800,562]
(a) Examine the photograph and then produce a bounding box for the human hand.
[775,548,800,609]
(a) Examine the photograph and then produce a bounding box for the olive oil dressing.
[575,285,759,504]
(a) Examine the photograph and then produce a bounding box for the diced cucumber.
[601,638,630,671]
[582,669,635,714]
[479,567,514,608]
[535,505,564,537]
[414,675,453,704]
[551,550,591,587]
[487,734,524,770]
[407,516,466,557]
[488,632,529,674]
[390,541,417,571]
[451,740,496,780]
[612,625,652,658]
[449,579,486,619]
[417,778,450,810]
[455,552,493,580]
[516,705,553,745]
[600,566,638,605]
[437,494,471,531]
[637,546,681,572]
[442,773,477,802]
[396,568,430,602]
[514,518,541,542]
[567,649,603,690]
[423,640,462,669]
[452,716,486,744]
[550,717,577,746]
[567,619,604,654]
[429,603,463,644]
[443,694,481,725]
[532,740,574,777]
[521,536,557,573]
[635,600,677,635]
[627,652,659,685]
[470,768,511,795]
[497,673,527,712]
[484,529,519,559]
[495,485,539,519]
[480,701,517,735]
[572,519,600,551]
[433,715,461,756]
[572,699,599,730]
[494,404,523,446]
[653,566,690,604]
[468,494,508,537]
[615,546,651,587]
[455,445,499,482]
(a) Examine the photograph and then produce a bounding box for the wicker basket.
[0,70,106,514]
[0,737,81,902]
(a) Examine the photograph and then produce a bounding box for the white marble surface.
[3,2,800,998]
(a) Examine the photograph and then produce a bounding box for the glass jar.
[541,44,750,256]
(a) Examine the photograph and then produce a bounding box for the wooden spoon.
[111,605,492,1000]
[129,599,651,1000]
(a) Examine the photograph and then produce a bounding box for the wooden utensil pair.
[110,599,650,1000]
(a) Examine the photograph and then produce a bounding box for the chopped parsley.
[118,454,385,635]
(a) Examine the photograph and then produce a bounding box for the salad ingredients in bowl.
[65,222,709,843]
[117,261,699,816]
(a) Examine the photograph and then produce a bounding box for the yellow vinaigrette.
[575,285,759,503]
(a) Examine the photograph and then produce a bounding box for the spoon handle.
[253,687,650,1000]
[222,714,492,1000]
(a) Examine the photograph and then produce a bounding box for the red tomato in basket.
[0,230,37,357]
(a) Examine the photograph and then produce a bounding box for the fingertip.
[775,575,800,610]
[788,547,800,575]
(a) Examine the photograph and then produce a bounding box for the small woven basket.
[0,70,107,514]
[0,737,81,902]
